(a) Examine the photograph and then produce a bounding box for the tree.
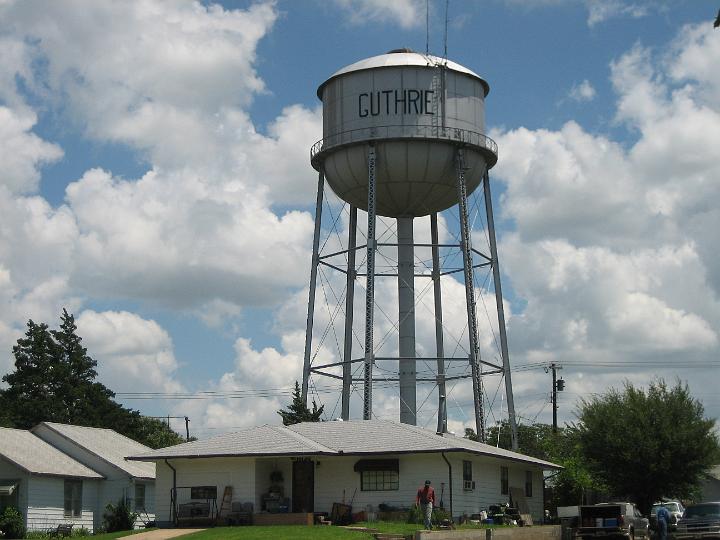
[130,416,187,449]
[277,381,324,425]
[0,310,187,449]
[465,422,604,507]
[574,379,720,513]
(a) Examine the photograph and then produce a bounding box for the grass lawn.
[180,526,375,539]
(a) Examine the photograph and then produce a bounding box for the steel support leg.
[301,171,325,402]
[363,145,377,420]
[397,216,417,425]
[431,213,448,434]
[455,148,485,441]
[342,206,358,420]
[483,172,519,450]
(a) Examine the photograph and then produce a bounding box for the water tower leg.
[302,171,325,402]
[483,172,519,451]
[363,145,377,420]
[431,213,448,434]
[455,148,485,441]
[397,216,417,425]
[342,206,358,420]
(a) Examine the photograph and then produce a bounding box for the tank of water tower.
[311,48,497,215]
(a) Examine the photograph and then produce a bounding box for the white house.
[0,427,103,533]
[32,422,156,530]
[129,419,561,527]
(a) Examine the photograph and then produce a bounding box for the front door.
[292,460,314,513]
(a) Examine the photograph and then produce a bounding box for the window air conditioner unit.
[463,480,475,490]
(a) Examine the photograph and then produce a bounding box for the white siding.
[25,476,99,533]
[154,458,255,525]
[448,455,544,522]
[33,424,156,529]
[314,453,449,514]
[0,460,29,527]
[153,452,547,524]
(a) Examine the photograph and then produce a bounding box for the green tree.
[574,379,720,513]
[277,381,324,425]
[0,311,187,449]
[465,422,603,507]
[130,416,188,449]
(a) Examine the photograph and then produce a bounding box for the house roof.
[0,427,103,479]
[34,422,156,480]
[128,420,561,470]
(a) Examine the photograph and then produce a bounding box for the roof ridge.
[275,425,337,454]
[33,422,152,479]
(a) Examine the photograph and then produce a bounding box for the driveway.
[118,529,206,539]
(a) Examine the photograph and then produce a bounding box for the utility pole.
[546,363,565,433]
[184,416,190,442]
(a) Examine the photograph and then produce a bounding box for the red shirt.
[416,485,436,505]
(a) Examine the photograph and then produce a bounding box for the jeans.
[657,520,667,540]
[422,503,433,529]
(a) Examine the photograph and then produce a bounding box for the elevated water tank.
[311,49,498,218]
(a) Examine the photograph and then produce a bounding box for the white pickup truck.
[576,502,650,539]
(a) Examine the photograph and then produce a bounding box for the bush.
[24,532,50,539]
[103,497,138,532]
[0,507,25,539]
[71,528,91,537]
[406,505,451,526]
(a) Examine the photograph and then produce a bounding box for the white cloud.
[489,21,720,427]
[586,0,651,27]
[76,310,184,394]
[0,107,63,194]
[331,0,424,29]
[568,79,596,102]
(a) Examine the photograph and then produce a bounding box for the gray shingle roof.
[0,427,103,479]
[36,422,155,480]
[128,425,335,460]
[129,420,561,470]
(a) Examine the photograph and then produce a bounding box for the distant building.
[699,465,720,501]
[129,419,561,526]
[0,423,156,533]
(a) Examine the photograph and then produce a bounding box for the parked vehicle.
[649,500,684,532]
[576,502,650,539]
[674,501,720,539]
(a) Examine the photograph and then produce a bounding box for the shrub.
[24,532,50,539]
[406,505,452,526]
[103,497,138,532]
[0,507,25,539]
[71,527,91,537]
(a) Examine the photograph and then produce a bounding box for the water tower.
[301,49,518,447]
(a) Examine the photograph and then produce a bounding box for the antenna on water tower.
[302,49,519,450]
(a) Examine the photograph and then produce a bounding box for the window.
[525,470,533,497]
[135,483,146,511]
[361,470,399,491]
[0,481,19,512]
[64,480,82,518]
[500,466,508,495]
[354,459,399,491]
[463,461,474,491]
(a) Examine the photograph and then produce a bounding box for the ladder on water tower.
[431,66,441,137]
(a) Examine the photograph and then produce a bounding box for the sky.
[1,0,719,441]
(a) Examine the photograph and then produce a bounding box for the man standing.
[656,504,671,540]
[416,480,436,530]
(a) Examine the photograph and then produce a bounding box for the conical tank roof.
[317,49,490,99]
